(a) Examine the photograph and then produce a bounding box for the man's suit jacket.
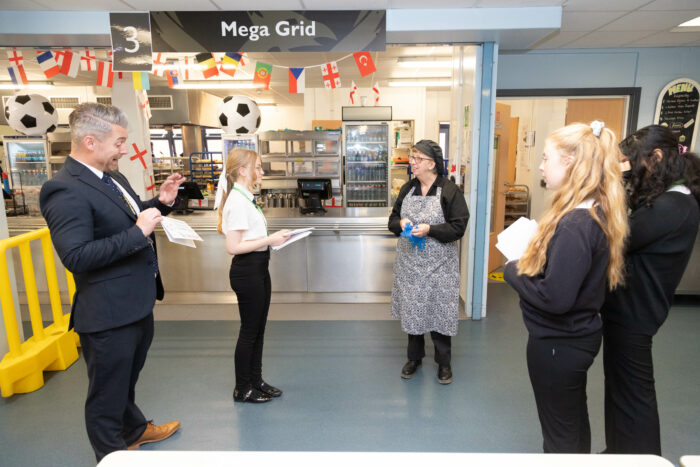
[40,156,173,333]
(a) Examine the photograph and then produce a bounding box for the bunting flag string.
[6,49,28,85]
[2,48,379,98]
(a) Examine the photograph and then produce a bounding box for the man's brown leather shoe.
[128,420,181,450]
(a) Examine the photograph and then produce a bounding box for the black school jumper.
[505,208,610,453]
[601,190,700,455]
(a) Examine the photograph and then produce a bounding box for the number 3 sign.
[109,12,154,72]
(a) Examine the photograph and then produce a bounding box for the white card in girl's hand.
[496,217,538,262]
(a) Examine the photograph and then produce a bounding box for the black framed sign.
[654,78,700,151]
[109,12,154,72]
[149,10,386,53]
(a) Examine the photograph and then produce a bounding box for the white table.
[98,450,675,467]
[681,455,700,467]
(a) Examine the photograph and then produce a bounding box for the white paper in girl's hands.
[496,217,538,262]
[272,228,315,251]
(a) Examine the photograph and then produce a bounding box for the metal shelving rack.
[258,130,342,205]
[188,152,223,191]
[504,183,530,227]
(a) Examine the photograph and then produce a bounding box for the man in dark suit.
[40,103,184,461]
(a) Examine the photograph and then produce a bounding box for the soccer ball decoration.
[217,95,261,134]
[5,94,58,136]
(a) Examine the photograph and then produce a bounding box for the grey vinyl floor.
[1,283,699,467]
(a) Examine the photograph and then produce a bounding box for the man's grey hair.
[69,102,128,145]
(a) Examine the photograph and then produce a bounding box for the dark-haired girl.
[602,125,700,455]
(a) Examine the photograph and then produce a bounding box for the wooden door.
[565,98,626,140]
[488,103,511,272]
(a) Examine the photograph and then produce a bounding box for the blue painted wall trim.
[471,42,498,321]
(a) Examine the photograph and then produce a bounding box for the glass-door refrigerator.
[2,135,50,215]
[222,133,259,155]
[343,122,391,208]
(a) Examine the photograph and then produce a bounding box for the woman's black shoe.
[401,360,422,379]
[255,381,283,397]
[233,388,272,403]
[437,365,453,384]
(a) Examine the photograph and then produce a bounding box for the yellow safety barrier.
[0,227,79,397]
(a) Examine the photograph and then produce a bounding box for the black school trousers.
[603,321,661,455]
[79,314,153,461]
[230,250,271,391]
[527,332,601,453]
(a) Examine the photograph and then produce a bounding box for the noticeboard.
[654,78,700,151]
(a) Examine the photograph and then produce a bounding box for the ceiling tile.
[641,0,700,11]
[562,11,626,31]
[563,30,655,47]
[531,30,589,48]
[599,10,700,31]
[626,31,700,46]
[122,0,219,9]
[474,0,564,5]
[562,0,650,12]
[387,0,477,6]
[302,0,388,8]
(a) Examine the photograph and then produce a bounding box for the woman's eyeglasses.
[409,155,432,163]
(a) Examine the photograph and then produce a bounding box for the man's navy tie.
[102,173,159,276]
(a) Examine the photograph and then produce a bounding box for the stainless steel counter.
[7,208,400,302]
[155,208,398,297]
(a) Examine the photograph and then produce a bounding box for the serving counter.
[158,207,397,299]
[6,207,399,303]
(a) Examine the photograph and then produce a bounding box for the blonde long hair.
[517,123,628,289]
[216,148,260,235]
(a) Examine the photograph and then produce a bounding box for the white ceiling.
[1,0,699,49]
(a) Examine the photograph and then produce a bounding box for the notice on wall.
[654,78,700,151]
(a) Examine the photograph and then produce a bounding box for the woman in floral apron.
[388,140,469,384]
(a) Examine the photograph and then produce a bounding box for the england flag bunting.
[36,50,61,79]
[349,81,358,105]
[321,61,341,89]
[138,90,152,120]
[80,48,96,71]
[55,49,80,78]
[152,52,166,76]
[6,49,28,85]
[178,56,203,81]
[372,83,380,105]
[96,60,113,88]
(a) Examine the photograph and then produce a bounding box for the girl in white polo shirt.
[217,148,290,403]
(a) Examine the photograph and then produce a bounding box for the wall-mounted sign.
[654,78,700,151]
[150,10,386,53]
[109,12,154,72]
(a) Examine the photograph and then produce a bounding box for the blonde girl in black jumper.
[504,122,628,453]
[217,148,290,403]
[602,125,700,455]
